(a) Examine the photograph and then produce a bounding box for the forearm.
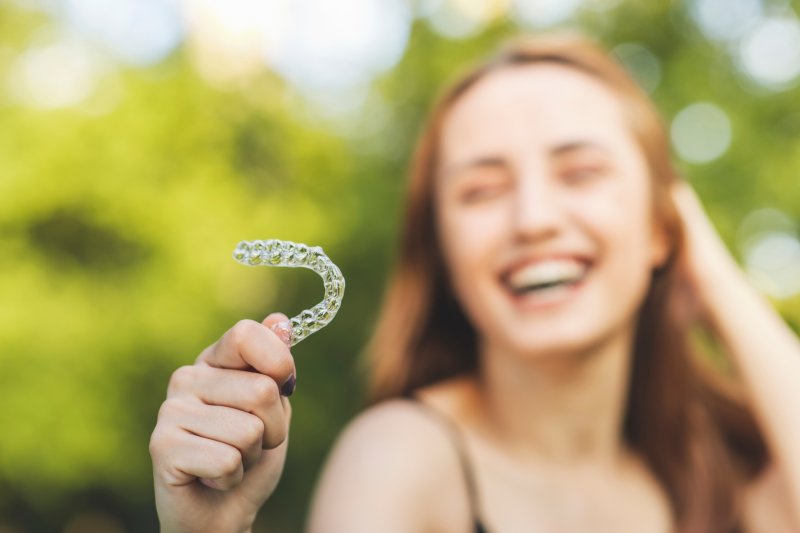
[699,259,800,513]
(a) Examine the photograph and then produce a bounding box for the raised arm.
[671,181,800,529]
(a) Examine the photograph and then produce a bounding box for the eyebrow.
[550,140,610,157]
[441,140,611,180]
[441,156,507,181]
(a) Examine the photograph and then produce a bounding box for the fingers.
[197,318,296,394]
[151,424,244,490]
[167,365,290,449]
[151,314,297,494]
[163,397,265,466]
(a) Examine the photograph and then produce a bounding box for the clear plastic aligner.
[232,239,345,346]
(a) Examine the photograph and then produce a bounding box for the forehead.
[440,64,632,162]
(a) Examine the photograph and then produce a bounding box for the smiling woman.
[434,63,667,363]
[150,32,800,533]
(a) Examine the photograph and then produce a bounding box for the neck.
[475,326,636,468]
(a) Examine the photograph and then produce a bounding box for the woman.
[150,34,800,532]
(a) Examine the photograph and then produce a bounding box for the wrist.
[684,246,741,309]
[159,514,257,533]
[691,246,748,300]
[694,256,771,340]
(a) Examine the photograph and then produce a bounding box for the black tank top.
[409,397,490,533]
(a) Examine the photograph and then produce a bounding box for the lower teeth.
[514,280,581,300]
[531,283,569,294]
[523,281,572,294]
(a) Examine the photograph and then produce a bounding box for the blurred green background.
[1,0,799,531]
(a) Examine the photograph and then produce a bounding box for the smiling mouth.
[511,278,582,294]
[502,258,592,297]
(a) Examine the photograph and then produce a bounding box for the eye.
[562,166,606,184]
[459,180,510,203]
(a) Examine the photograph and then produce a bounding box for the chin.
[488,321,620,363]
[511,340,599,362]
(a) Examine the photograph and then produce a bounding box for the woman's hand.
[671,180,800,528]
[669,179,743,328]
[150,313,296,533]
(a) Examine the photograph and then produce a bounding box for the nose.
[511,172,562,242]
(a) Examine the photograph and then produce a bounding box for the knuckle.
[229,319,260,348]
[167,365,196,395]
[156,400,172,421]
[148,428,165,458]
[243,416,265,447]
[250,375,279,407]
[149,427,179,461]
[157,398,189,422]
[159,464,184,486]
[216,448,242,477]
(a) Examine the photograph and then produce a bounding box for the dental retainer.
[232,239,345,346]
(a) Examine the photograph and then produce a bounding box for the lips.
[498,255,593,309]
[502,255,591,289]
[508,258,589,293]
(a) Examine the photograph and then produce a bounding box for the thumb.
[262,312,293,347]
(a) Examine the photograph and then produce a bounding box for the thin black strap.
[408,396,485,529]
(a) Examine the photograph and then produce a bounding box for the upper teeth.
[507,259,588,291]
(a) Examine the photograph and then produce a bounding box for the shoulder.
[743,462,800,533]
[319,374,479,479]
[324,398,459,473]
[306,397,473,533]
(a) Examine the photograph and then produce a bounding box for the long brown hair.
[366,33,768,532]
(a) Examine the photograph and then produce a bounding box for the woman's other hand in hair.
[150,313,296,533]
[669,180,743,329]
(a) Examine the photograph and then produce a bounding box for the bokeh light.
[612,42,661,93]
[670,102,732,164]
[689,0,762,42]
[420,0,508,39]
[63,0,183,66]
[269,0,412,94]
[737,14,800,90]
[743,233,800,299]
[182,0,288,85]
[8,39,101,108]
[511,0,583,28]
[738,208,800,300]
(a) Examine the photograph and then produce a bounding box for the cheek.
[439,202,507,262]
[577,180,656,292]
[437,203,508,303]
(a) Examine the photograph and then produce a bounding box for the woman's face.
[435,64,668,359]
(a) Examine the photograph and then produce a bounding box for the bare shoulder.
[319,398,457,475]
[306,395,473,533]
[743,462,800,533]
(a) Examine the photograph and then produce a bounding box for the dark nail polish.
[281,374,296,397]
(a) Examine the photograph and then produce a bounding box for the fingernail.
[270,320,293,346]
[280,374,296,397]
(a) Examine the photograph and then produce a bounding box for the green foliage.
[0,2,798,531]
